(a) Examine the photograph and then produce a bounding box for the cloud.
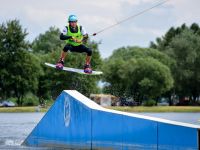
[167,0,200,26]
[0,0,199,58]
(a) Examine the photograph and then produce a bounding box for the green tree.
[30,27,64,104]
[121,58,173,101]
[166,29,200,103]
[0,20,42,105]
[103,47,173,103]
[150,23,200,104]
[32,27,64,54]
[150,23,200,51]
[8,51,42,105]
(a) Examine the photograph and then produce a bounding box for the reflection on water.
[0,112,200,149]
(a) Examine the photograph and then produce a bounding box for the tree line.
[103,23,200,105]
[0,20,200,106]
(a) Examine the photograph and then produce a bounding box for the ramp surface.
[23,90,200,149]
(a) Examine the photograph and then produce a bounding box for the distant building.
[90,94,119,106]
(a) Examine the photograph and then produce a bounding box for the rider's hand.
[72,37,82,43]
[82,34,88,44]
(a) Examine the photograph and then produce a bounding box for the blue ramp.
[23,90,200,149]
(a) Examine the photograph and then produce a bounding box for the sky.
[0,0,200,58]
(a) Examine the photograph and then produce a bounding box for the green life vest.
[65,25,83,46]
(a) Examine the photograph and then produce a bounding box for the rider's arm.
[60,33,72,40]
[60,26,72,40]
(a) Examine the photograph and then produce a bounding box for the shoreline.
[1,106,200,113]
[106,106,200,113]
[0,106,48,113]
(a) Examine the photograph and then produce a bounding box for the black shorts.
[63,44,92,56]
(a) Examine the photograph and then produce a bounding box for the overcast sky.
[0,0,200,58]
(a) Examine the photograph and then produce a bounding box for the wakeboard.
[45,62,103,75]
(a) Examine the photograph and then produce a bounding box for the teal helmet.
[68,15,77,22]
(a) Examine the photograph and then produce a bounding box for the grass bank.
[106,106,200,113]
[0,106,48,113]
[1,106,200,113]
